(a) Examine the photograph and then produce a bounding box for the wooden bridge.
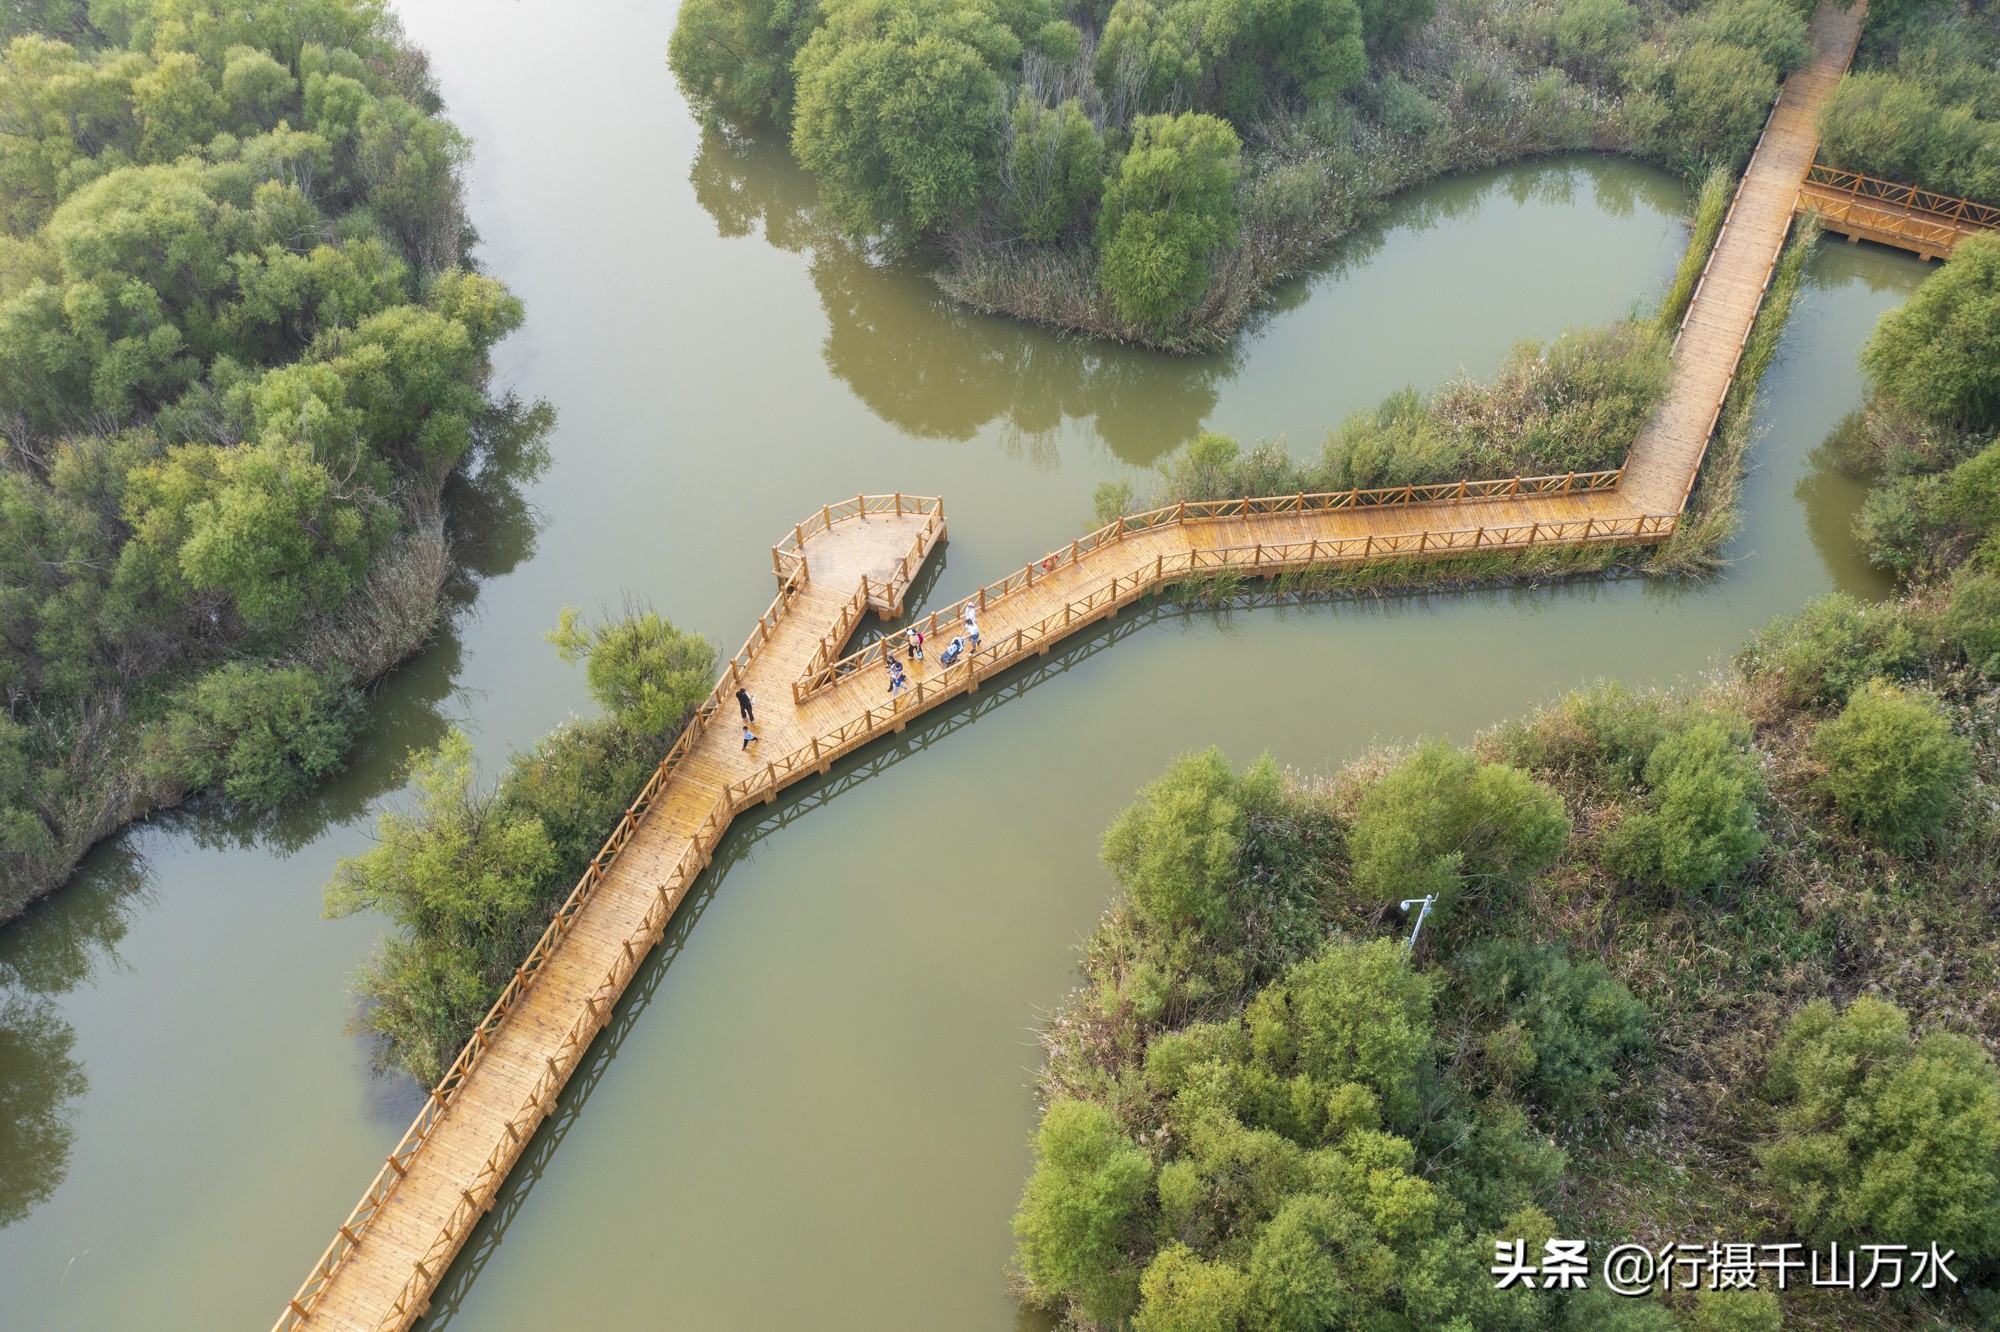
[275,5,1868,1328]
[1797,163,2000,260]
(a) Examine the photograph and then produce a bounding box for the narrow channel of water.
[0,1,1925,1328]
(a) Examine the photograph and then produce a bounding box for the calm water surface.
[0,1,1927,1327]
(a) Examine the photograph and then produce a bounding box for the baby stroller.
[937,636,966,667]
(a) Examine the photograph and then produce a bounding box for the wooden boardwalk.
[276,9,1864,1328]
[1797,163,2000,260]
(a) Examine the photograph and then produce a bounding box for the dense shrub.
[1096,113,1242,335]
[1944,566,2000,677]
[1683,0,1808,75]
[327,611,711,1083]
[1001,97,1105,243]
[1818,46,2000,206]
[1095,0,1369,121]
[1461,941,1649,1120]
[0,0,524,915]
[1862,232,2000,433]
[324,730,559,1083]
[1687,1288,1783,1332]
[1602,717,1764,894]
[1082,938,1547,1332]
[546,605,716,738]
[1808,681,1974,855]
[1013,1098,1154,1326]
[1348,740,1571,919]
[1735,593,1923,709]
[142,663,363,806]
[1625,35,1778,169]
[791,0,1030,235]
[1495,680,1684,791]
[1552,0,1640,80]
[1102,747,1280,940]
[1762,996,2000,1258]
[669,0,823,128]
[1322,322,1670,487]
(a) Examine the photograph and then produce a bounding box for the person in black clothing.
[736,688,754,721]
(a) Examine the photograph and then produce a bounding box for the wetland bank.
[0,0,1944,1327]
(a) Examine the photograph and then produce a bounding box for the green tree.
[143,663,363,806]
[1808,681,1974,854]
[132,50,224,162]
[1249,937,1435,1128]
[1096,112,1241,335]
[325,730,559,1082]
[220,45,299,127]
[1762,996,2000,1258]
[1002,97,1104,243]
[1863,232,2000,432]
[1013,1098,1154,1325]
[1348,740,1571,917]
[1102,746,1246,937]
[121,437,388,634]
[1603,717,1764,894]
[791,0,1021,236]
[670,0,823,128]
[547,606,717,737]
[1136,1243,1253,1332]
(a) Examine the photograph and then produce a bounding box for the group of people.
[889,604,980,695]
[737,601,987,751]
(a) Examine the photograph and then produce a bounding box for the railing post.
[895,491,902,515]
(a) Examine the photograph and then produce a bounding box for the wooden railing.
[736,511,1674,803]
[771,493,943,584]
[1673,90,1784,354]
[1804,163,2000,229]
[1667,72,1803,513]
[369,792,736,1330]
[793,576,877,704]
[272,563,807,1332]
[790,469,1623,699]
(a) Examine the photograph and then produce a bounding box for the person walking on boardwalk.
[735,687,755,722]
[742,724,758,750]
[888,658,908,696]
[906,625,923,663]
[963,605,980,651]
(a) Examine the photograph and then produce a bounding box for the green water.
[0,1,1928,1328]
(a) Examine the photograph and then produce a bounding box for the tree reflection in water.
[0,842,149,1229]
[689,129,1238,467]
